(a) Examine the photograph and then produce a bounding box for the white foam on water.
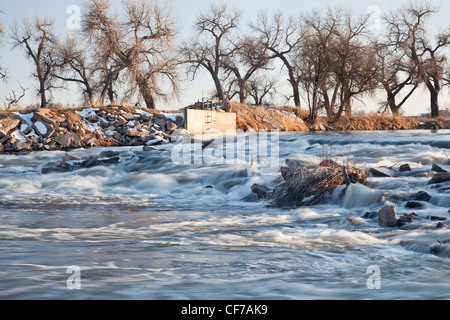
[430,195,450,208]
[341,184,382,208]
[130,173,177,193]
[246,227,383,249]
[294,208,341,222]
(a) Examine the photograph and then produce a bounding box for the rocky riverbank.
[0,104,449,154]
[0,106,184,153]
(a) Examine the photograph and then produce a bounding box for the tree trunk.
[213,73,225,102]
[39,80,47,108]
[143,91,156,109]
[136,77,156,109]
[387,93,400,116]
[430,91,439,118]
[86,85,94,106]
[107,82,115,106]
[426,80,440,118]
[293,84,301,110]
[238,79,247,104]
[345,101,352,117]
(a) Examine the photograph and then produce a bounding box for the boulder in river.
[405,201,424,209]
[427,172,450,185]
[369,168,390,178]
[396,213,416,227]
[378,204,397,227]
[82,156,104,168]
[399,164,412,172]
[414,191,432,202]
[431,164,447,173]
[251,184,272,200]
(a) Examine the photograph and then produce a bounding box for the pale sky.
[0,0,449,115]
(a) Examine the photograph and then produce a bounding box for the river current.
[0,130,449,300]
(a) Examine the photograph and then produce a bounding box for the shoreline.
[0,104,449,154]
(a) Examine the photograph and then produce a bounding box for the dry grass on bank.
[230,102,308,132]
[229,102,450,132]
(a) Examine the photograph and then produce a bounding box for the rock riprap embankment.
[0,107,184,153]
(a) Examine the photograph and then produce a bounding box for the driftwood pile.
[251,159,369,208]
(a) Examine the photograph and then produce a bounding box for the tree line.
[0,0,449,121]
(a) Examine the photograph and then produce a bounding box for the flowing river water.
[0,130,449,300]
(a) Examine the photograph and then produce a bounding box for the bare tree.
[385,2,449,118]
[180,4,240,106]
[82,0,181,109]
[11,17,59,108]
[298,9,337,122]
[319,8,378,120]
[222,35,271,104]
[97,55,124,106]
[247,72,278,106]
[374,41,418,116]
[251,11,306,112]
[54,34,98,106]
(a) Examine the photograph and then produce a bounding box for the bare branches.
[180,4,241,105]
[247,73,279,106]
[385,1,449,117]
[11,16,58,108]
[53,34,98,105]
[82,0,180,109]
[4,81,27,110]
[221,34,271,104]
[296,8,378,122]
[250,11,306,110]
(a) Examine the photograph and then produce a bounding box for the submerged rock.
[396,213,416,227]
[405,201,424,209]
[251,184,272,199]
[142,146,157,152]
[414,191,432,202]
[427,172,450,185]
[369,168,390,178]
[63,153,85,162]
[435,222,448,230]
[399,164,412,172]
[82,156,105,168]
[345,217,366,226]
[363,211,378,219]
[99,151,121,158]
[430,216,447,221]
[241,193,259,202]
[42,161,72,174]
[432,164,447,173]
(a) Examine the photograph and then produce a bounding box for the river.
[0,130,449,300]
